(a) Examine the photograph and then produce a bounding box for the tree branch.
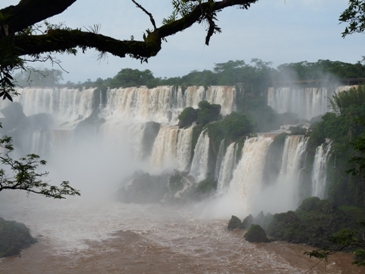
[14,29,162,60]
[2,0,257,65]
[1,0,77,34]
[131,0,157,30]
[9,0,257,61]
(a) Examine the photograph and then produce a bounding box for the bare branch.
[131,0,157,30]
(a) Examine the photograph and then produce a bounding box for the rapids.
[0,192,362,274]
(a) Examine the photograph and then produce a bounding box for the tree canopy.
[0,0,258,100]
[340,0,365,37]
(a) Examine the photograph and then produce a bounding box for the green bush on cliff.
[177,101,221,129]
[307,85,365,206]
[178,107,198,128]
[196,101,221,126]
[206,112,254,157]
[195,177,217,194]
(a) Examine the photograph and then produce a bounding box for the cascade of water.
[176,126,193,172]
[273,135,309,211]
[189,131,210,182]
[150,125,180,170]
[5,87,96,129]
[226,137,273,214]
[268,87,333,120]
[30,130,50,156]
[217,142,237,193]
[150,125,193,172]
[312,142,332,198]
[102,86,236,125]
[214,139,225,181]
[204,86,236,115]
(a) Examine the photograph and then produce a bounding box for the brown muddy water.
[0,192,364,274]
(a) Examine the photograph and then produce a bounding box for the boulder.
[0,217,36,258]
[241,214,253,229]
[244,224,269,243]
[227,215,242,230]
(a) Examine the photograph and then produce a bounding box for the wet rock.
[118,171,170,203]
[227,215,242,230]
[241,214,253,229]
[244,224,269,243]
[0,217,36,258]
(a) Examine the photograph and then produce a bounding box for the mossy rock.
[244,224,269,243]
[0,217,37,258]
[242,214,253,229]
[227,215,242,230]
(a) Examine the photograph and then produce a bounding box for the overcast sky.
[3,0,365,83]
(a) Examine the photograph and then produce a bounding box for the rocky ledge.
[228,197,365,249]
[0,217,36,258]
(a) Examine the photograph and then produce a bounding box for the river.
[0,191,363,274]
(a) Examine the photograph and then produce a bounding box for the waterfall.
[0,86,340,218]
[226,137,273,214]
[102,86,236,124]
[150,125,193,172]
[312,142,332,198]
[272,135,309,211]
[268,87,332,120]
[151,125,180,170]
[189,131,210,182]
[176,126,194,172]
[205,86,236,115]
[214,139,225,181]
[3,87,96,129]
[217,142,237,193]
[268,85,358,120]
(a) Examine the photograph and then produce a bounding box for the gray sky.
[3,0,365,83]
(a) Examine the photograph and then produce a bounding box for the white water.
[0,192,358,274]
[102,85,235,124]
[267,86,356,120]
[1,87,96,129]
[214,139,225,181]
[150,125,193,172]
[267,135,309,212]
[176,126,194,172]
[189,131,210,182]
[217,142,237,193]
[312,142,332,198]
[224,137,273,216]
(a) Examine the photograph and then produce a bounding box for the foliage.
[206,111,253,153]
[305,224,365,267]
[308,86,365,206]
[0,134,80,198]
[276,60,365,82]
[178,106,198,128]
[330,85,365,116]
[197,100,221,126]
[340,0,365,37]
[108,68,155,88]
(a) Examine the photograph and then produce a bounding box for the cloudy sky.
[2,0,365,83]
